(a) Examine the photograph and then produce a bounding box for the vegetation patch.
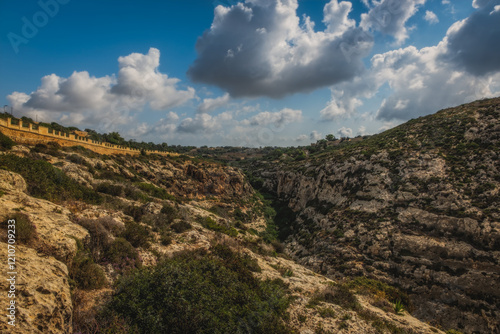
[345,277,411,311]
[136,182,176,201]
[197,215,238,237]
[0,130,15,150]
[0,154,102,204]
[97,245,291,334]
[0,213,37,244]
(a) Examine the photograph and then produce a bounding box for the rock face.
[0,243,73,334]
[0,169,88,262]
[248,98,500,333]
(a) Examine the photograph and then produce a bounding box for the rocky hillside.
[0,137,442,333]
[243,98,500,333]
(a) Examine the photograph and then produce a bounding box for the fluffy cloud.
[424,10,439,24]
[357,125,367,135]
[177,114,218,134]
[8,48,195,129]
[188,0,373,98]
[318,0,500,123]
[472,0,491,8]
[443,1,500,76]
[360,0,426,43]
[310,130,322,141]
[320,88,363,121]
[197,93,230,113]
[372,44,500,121]
[337,126,353,137]
[296,134,308,142]
[243,108,302,126]
[111,48,195,110]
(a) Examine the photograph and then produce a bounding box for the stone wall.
[0,117,175,156]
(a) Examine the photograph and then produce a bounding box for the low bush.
[197,216,238,237]
[170,220,192,234]
[124,205,146,222]
[31,142,63,157]
[0,213,37,244]
[142,213,174,232]
[308,285,360,311]
[136,182,175,200]
[98,216,124,236]
[96,182,124,197]
[120,221,152,248]
[15,213,37,244]
[345,276,410,309]
[103,237,141,272]
[160,229,173,246]
[160,203,178,217]
[98,245,291,334]
[0,131,15,150]
[70,250,107,290]
[75,218,112,262]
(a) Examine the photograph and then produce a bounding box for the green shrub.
[160,203,177,216]
[120,221,151,248]
[76,218,112,262]
[1,213,37,244]
[345,277,410,309]
[142,213,174,232]
[308,285,360,311]
[98,216,124,236]
[31,142,63,157]
[70,251,107,290]
[197,216,238,237]
[66,153,84,164]
[170,220,192,233]
[96,182,124,197]
[123,184,145,201]
[15,213,37,243]
[0,131,15,150]
[104,237,141,271]
[124,205,146,222]
[136,182,175,200]
[160,230,173,246]
[0,154,102,204]
[393,299,405,315]
[99,245,291,334]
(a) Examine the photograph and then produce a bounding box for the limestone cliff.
[244,98,500,333]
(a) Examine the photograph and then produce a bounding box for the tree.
[326,134,336,141]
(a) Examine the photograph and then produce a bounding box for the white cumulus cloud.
[360,0,426,44]
[337,126,353,137]
[424,10,439,24]
[188,0,373,98]
[243,108,302,127]
[197,93,230,113]
[8,48,195,129]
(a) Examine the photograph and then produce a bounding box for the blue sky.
[1,0,499,147]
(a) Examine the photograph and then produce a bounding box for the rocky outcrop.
[0,170,88,262]
[248,98,500,333]
[0,242,73,334]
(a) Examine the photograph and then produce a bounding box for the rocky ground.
[0,139,444,333]
[243,98,500,333]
